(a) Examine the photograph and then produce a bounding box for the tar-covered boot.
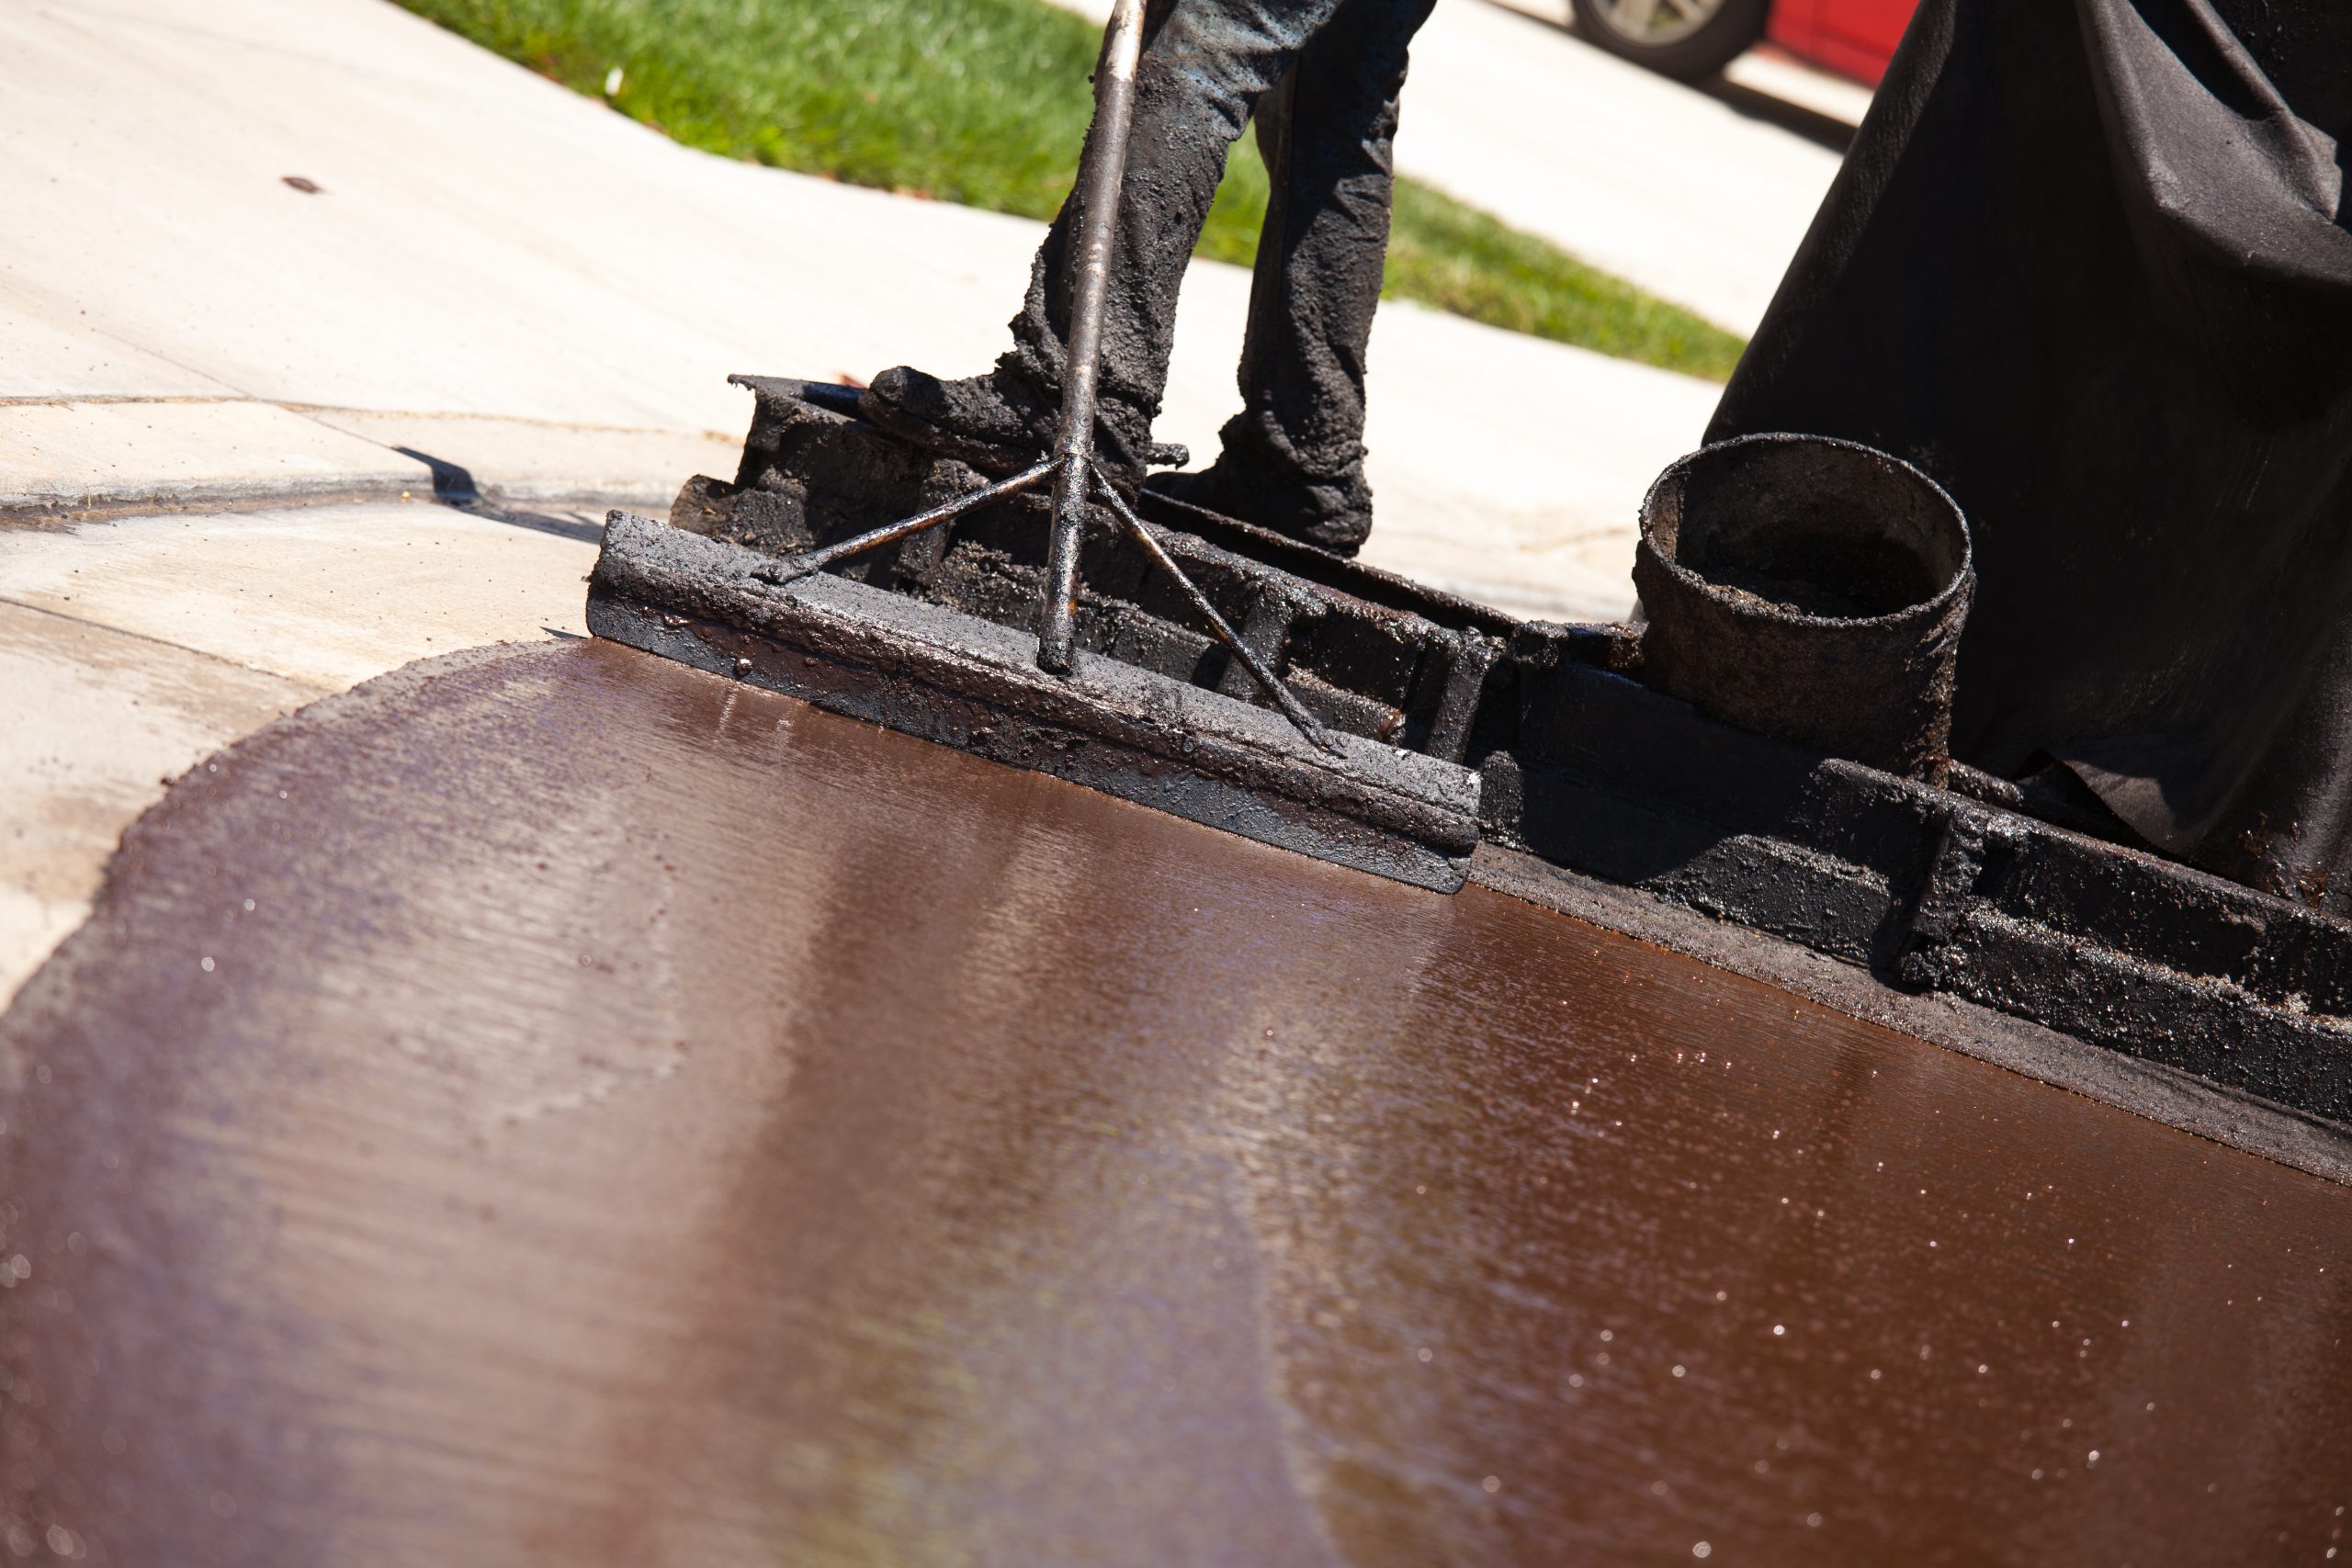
[1149,426,1374,555]
[859,357,1159,498]
[1148,0,1430,558]
[859,360,1057,477]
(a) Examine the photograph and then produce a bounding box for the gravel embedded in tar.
[2,638,2347,1564]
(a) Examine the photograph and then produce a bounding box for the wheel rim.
[1589,0,1729,46]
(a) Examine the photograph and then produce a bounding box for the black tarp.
[1707,0,2352,910]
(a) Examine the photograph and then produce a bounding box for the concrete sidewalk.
[1396,0,1849,336]
[0,499,607,1003]
[2,0,1720,607]
[0,0,1725,1000]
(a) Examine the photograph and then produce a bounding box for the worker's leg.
[863,0,1347,490]
[1157,0,1438,553]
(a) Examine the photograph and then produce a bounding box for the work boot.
[859,362,1057,477]
[1148,440,1374,558]
[859,361,1155,499]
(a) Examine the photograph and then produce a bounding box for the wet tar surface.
[4,639,2348,1564]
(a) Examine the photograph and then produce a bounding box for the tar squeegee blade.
[585,513,1482,892]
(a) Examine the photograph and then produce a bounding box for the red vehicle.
[1568,0,1916,85]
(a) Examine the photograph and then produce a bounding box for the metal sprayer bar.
[752,452,1335,753]
[1035,0,1147,675]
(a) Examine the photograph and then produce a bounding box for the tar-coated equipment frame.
[747,0,1337,754]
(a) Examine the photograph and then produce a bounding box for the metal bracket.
[1895,803,1990,988]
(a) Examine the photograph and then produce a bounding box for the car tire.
[1566,0,1770,81]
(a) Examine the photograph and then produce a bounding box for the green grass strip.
[397,0,1744,379]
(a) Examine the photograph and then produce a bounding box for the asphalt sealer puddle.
[3,638,2346,1563]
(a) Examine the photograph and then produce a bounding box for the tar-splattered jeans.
[1004,0,1441,490]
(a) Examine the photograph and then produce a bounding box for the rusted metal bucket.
[1632,433,1973,783]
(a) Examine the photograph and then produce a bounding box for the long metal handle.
[1035,0,1147,674]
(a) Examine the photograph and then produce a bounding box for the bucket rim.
[1637,432,1973,629]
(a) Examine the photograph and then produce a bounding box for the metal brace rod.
[754,458,1056,585]
[1035,0,1147,675]
[1090,463,1340,755]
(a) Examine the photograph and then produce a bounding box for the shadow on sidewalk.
[393,447,609,545]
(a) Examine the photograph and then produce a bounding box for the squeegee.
[585,0,1485,891]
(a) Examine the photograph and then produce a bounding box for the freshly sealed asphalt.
[3,639,2346,1563]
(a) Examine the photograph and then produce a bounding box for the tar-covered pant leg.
[1006,0,1427,474]
[1219,0,1438,509]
